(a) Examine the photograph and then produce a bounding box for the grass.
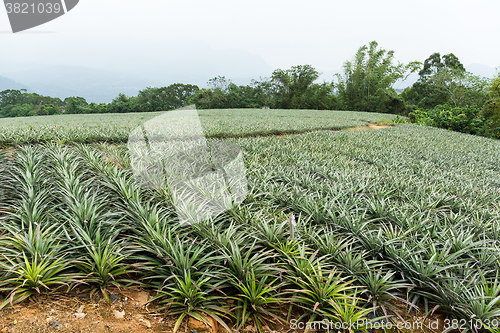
[1,109,499,332]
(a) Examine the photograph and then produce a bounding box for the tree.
[483,74,500,138]
[30,104,61,116]
[427,69,488,108]
[301,82,336,110]
[403,53,488,109]
[191,69,335,110]
[0,89,28,109]
[249,78,275,108]
[225,83,261,109]
[86,102,109,114]
[418,52,465,79]
[271,64,322,109]
[0,104,33,117]
[106,94,138,113]
[138,84,199,111]
[191,77,236,109]
[64,96,88,114]
[205,76,230,109]
[336,41,420,113]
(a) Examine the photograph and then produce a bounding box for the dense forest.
[1,41,499,139]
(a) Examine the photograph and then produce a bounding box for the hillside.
[0,75,29,91]
[0,109,396,146]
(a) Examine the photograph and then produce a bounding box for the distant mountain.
[0,75,29,91]
[1,66,162,103]
[3,46,493,103]
[103,42,274,89]
[0,43,274,103]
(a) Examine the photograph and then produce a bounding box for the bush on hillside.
[409,104,485,135]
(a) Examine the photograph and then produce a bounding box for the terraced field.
[0,109,499,333]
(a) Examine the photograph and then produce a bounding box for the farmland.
[0,109,500,332]
[0,109,395,146]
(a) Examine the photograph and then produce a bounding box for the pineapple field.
[0,109,500,333]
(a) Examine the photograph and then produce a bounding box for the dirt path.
[0,291,444,333]
[0,290,172,333]
[348,123,392,131]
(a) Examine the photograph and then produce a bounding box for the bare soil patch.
[0,291,446,333]
[367,123,391,130]
[0,289,168,333]
[348,123,392,131]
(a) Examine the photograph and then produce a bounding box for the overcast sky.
[1,0,499,78]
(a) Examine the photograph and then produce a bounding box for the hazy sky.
[1,0,499,76]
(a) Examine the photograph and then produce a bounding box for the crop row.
[0,123,499,332]
[0,109,396,146]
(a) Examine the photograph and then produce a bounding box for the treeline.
[0,83,200,117]
[0,70,335,116]
[1,41,499,138]
[403,53,500,139]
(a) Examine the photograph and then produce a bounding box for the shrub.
[482,76,500,139]
[409,104,486,135]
